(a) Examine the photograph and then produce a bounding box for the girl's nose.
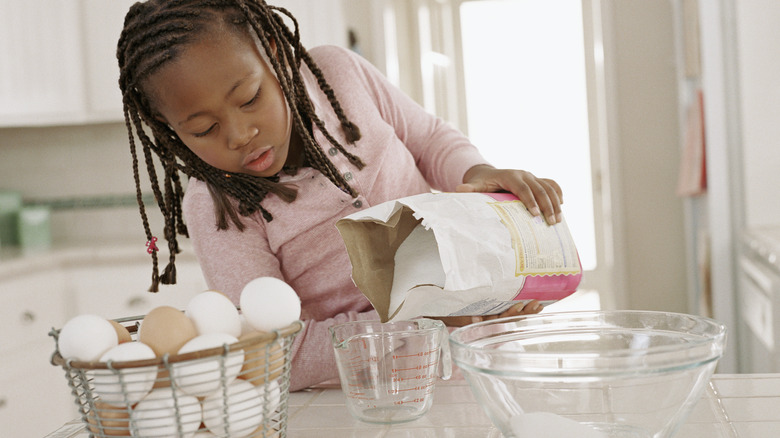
[228,123,259,150]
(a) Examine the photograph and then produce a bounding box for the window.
[458,0,596,272]
[368,0,609,310]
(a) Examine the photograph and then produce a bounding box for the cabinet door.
[81,0,137,120]
[0,341,77,438]
[0,270,69,352]
[0,0,85,124]
[268,0,347,48]
[738,256,780,373]
[69,261,207,320]
[0,271,74,438]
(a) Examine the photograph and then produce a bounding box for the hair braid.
[118,0,364,291]
[240,1,361,193]
[124,107,160,289]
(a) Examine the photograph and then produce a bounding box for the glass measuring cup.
[329,318,452,424]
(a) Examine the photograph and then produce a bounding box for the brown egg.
[138,306,198,357]
[151,368,172,390]
[109,320,133,344]
[238,331,285,385]
[87,401,131,436]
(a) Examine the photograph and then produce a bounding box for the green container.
[18,205,51,249]
[0,191,22,247]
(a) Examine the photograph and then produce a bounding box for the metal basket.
[50,315,303,438]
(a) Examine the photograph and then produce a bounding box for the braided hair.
[117,0,364,291]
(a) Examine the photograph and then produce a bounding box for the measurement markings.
[392,348,438,359]
[391,359,439,373]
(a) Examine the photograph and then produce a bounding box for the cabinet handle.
[127,296,148,308]
[0,397,6,409]
[21,311,35,324]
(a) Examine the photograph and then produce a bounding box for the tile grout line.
[707,380,739,437]
[287,388,326,427]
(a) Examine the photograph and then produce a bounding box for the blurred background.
[1,1,780,434]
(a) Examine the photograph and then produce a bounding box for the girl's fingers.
[527,178,558,225]
[460,167,564,224]
[430,300,544,327]
[540,178,564,203]
[536,179,563,224]
[518,300,543,315]
[510,174,556,225]
[433,315,483,327]
[501,300,543,317]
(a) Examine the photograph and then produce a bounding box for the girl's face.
[146,30,294,178]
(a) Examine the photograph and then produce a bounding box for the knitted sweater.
[181,45,490,390]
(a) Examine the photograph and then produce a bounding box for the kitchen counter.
[45,373,780,437]
[0,239,198,281]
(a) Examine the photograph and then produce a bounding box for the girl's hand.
[432,300,544,328]
[457,164,564,225]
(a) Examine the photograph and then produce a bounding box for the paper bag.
[336,192,582,322]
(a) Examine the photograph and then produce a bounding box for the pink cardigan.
[182,45,490,390]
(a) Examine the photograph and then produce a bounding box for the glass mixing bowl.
[449,310,726,438]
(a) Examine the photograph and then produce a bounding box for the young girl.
[117,0,564,391]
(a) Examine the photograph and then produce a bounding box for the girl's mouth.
[243,147,275,173]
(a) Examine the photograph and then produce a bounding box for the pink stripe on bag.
[512,272,583,301]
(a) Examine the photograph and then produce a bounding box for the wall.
[0,122,163,245]
[607,0,688,312]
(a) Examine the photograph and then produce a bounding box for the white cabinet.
[0,0,135,126]
[67,260,207,320]
[0,270,70,351]
[0,247,207,436]
[0,0,348,127]
[0,342,76,438]
[272,0,347,48]
[737,256,778,372]
[0,1,84,125]
[81,0,138,121]
[0,270,75,438]
[738,228,780,373]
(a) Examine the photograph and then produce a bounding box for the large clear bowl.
[449,310,726,438]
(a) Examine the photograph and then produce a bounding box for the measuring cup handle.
[438,323,453,380]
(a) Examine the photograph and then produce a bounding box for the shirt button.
[344,172,353,181]
[328,147,338,156]
[353,200,363,208]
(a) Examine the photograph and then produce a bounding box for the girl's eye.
[193,124,216,138]
[242,87,261,108]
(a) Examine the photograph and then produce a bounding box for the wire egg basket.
[50,315,303,438]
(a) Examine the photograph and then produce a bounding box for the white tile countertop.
[45,373,780,437]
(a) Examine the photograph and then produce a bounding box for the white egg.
[185,291,241,337]
[260,379,283,419]
[240,277,301,332]
[171,333,244,397]
[131,387,202,438]
[58,314,118,362]
[201,379,266,438]
[91,342,157,405]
